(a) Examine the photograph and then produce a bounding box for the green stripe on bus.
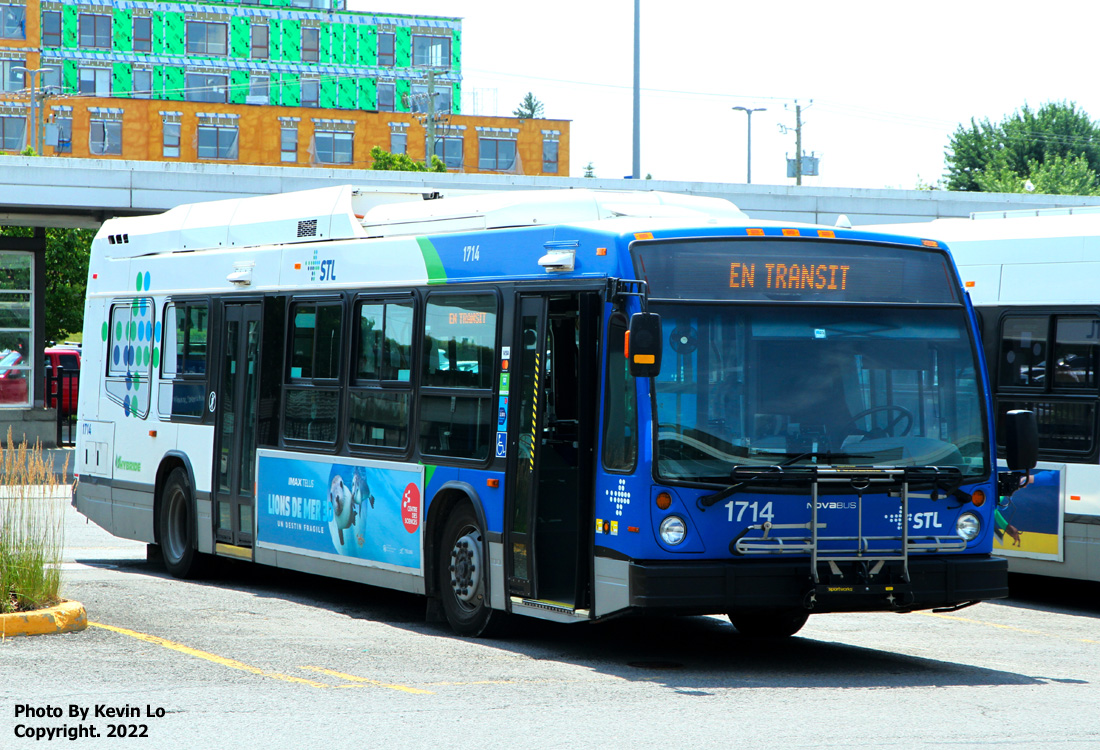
[416,237,447,285]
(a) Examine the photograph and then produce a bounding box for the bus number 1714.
[727,500,775,524]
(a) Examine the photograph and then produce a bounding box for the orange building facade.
[0,0,568,175]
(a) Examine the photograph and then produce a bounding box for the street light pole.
[632,0,640,179]
[732,106,766,184]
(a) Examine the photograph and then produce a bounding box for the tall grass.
[0,429,68,614]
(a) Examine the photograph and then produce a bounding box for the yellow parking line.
[922,612,1100,645]
[88,621,329,688]
[299,666,433,694]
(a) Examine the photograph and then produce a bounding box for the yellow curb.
[0,600,87,638]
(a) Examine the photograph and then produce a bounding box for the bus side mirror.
[627,312,662,378]
[1004,409,1038,471]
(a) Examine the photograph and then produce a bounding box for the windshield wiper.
[697,453,874,508]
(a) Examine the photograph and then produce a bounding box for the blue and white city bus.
[73,185,1035,637]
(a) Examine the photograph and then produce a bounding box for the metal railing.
[44,365,78,447]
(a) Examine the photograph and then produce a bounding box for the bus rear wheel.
[728,608,809,638]
[438,504,500,637]
[158,467,205,579]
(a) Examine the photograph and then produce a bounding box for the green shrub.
[0,431,68,614]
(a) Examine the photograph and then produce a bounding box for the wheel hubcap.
[449,531,482,604]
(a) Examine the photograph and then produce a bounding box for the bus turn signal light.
[971,489,986,507]
[656,492,672,510]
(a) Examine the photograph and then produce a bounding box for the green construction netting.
[112,9,133,53]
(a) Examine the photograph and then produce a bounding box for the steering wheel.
[842,405,914,438]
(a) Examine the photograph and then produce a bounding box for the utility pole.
[794,102,803,185]
[631,0,640,179]
[13,66,48,153]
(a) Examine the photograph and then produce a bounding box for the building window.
[314,131,352,165]
[162,122,180,158]
[1,60,24,93]
[251,24,268,59]
[377,82,394,112]
[133,17,152,52]
[0,251,31,406]
[280,126,297,162]
[429,136,463,170]
[79,68,111,97]
[302,27,319,62]
[543,139,559,174]
[377,32,394,66]
[186,73,227,103]
[186,21,228,56]
[78,13,111,49]
[412,34,450,68]
[301,79,319,108]
[247,75,269,105]
[390,131,406,155]
[479,138,516,171]
[52,116,71,154]
[42,11,61,47]
[0,115,25,151]
[133,69,152,98]
[197,124,238,160]
[410,84,451,115]
[90,119,122,155]
[1,4,25,40]
[419,293,497,460]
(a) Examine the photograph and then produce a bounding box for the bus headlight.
[956,512,981,541]
[659,515,687,546]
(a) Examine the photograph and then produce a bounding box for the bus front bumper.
[624,555,1008,615]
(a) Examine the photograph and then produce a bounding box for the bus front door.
[213,302,262,550]
[506,293,598,609]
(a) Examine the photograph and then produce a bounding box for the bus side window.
[283,301,342,444]
[999,316,1048,388]
[602,314,636,471]
[158,301,209,420]
[348,298,414,450]
[418,293,497,461]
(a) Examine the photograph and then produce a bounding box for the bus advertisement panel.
[256,450,424,572]
[992,463,1063,562]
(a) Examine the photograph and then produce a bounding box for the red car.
[0,349,28,406]
[44,346,81,415]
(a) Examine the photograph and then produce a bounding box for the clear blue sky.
[351,1,1100,189]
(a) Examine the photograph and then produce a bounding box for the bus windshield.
[652,304,987,482]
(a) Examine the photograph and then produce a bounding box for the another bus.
[868,208,1100,584]
[73,185,1034,637]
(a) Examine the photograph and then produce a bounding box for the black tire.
[728,608,809,638]
[438,503,503,637]
[158,467,205,579]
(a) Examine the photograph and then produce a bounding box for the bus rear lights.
[659,515,686,546]
[970,489,986,507]
[956,513,981,541]
[656,492,672,510]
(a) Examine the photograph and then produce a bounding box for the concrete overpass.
[5,154,1100,230]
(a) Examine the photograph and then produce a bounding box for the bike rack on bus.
[726,466,967,608]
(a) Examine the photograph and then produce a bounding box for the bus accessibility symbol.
[495,431,507,458]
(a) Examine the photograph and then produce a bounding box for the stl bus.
[73,186,1035,637]
[870,208,1100,585]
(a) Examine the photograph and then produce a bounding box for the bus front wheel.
[728,608,809,638]
[438,504,500,637]
[158,467,204,579]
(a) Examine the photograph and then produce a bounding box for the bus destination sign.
[633,238,959,304]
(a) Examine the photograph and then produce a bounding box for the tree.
[945,101,1100,193]
[513,92,544,120]
[584,162,595,178]
[44,228,93,342]
[369,145,446,173]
